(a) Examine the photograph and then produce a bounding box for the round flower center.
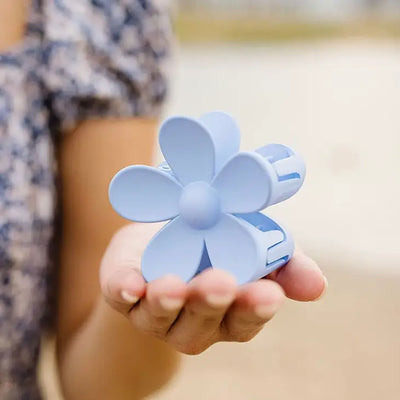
[179,182,221,230]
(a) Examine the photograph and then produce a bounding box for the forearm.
[58,295,180,400]
[56,118,180,399]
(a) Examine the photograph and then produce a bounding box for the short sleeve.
[41,0,172,132]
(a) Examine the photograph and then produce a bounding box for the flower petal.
[205,214,264,284]
[109,165,182,222]
[199,111,241,174]
[212,152,273,213]
[158,116,215,185]
[142,217,204,282]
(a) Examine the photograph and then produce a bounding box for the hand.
[100,223,327,355]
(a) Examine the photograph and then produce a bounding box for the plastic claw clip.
[109,112,305,285]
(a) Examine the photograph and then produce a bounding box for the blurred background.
[40,1,400,399]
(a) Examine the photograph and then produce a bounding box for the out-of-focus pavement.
[165,40,400,270]
[41,263,400,400]
[39,40,400,399]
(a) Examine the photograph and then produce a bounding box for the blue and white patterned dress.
[0,0,171,398]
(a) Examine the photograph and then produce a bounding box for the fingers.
[129,275,187,339]
[269,248,328,302]
[99,222,165,314]
[166,269,237,355]
[101,267,146,314]
[222,279,285,342]
[100,223,327,357]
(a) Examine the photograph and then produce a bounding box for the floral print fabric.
[0,0,171,397]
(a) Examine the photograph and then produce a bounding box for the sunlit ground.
[175,14,400,43]
[39,27,400,400]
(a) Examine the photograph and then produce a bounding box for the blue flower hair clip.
[109,112,305,285]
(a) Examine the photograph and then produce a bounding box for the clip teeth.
[256,144,305,205]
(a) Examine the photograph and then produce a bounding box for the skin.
[0,1,28,51]
[2,2,328,399]
[58,118,327,400]
[100,223,328,354]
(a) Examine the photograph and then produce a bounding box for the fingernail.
[121,290,139,304]
[315,276,328,301]
[159,297,184,311]
[254,303,280,319]
[205,293,234,308]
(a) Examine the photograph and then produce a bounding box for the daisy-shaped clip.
[109,112,305,285]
